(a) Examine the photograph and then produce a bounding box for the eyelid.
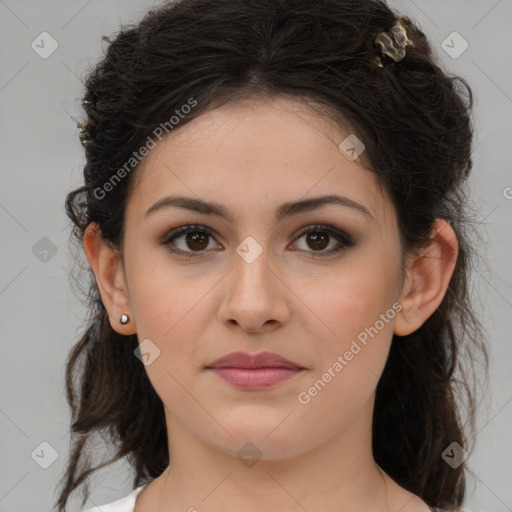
[293,224,355,246]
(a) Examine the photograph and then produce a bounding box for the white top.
[79,485,147,512]
[78,486,479,512]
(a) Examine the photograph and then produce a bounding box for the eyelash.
[161,224,356,259]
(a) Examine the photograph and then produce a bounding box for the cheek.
[125,248,209,368]
[129,281,214,417]
[312,261,397,341]
[132,277,209,356]
[300,259,399,396]
[127,240,207,331]
[295,290,395,438]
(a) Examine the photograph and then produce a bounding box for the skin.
[83,95,458,512]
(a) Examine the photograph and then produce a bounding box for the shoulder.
[434,508,479,512]
[401,500,477,512]
[77,485,146,512]
[394,494,478,512]
[381,471,477,512]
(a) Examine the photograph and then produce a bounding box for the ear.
[393,218,459,336]
[83,222,136,335]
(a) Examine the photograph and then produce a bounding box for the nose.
[218,244,290,334]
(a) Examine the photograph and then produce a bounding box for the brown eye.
[293,225,355,257]
[305,231,330,251]
[183,231,209,251]
[162,225,220,258]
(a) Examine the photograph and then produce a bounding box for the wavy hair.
[56,0,489,510]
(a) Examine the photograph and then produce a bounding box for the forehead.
[126,96,394,227]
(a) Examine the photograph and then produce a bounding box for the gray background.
[0,0,511,511]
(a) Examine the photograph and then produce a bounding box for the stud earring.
[120,314,130,325]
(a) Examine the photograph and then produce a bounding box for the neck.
[142,399,393,512]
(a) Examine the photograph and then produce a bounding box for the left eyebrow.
[145,194,374,222]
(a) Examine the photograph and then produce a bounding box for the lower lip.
[208,367,304,389]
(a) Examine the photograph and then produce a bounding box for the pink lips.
[206,351,305,390]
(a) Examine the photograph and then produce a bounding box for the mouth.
[205,351,306,390]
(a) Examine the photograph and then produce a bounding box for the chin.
[212,434,304,464]
[203,413,307,460]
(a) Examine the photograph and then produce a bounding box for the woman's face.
[112,96,408,460]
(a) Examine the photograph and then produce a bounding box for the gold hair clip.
[78,98,92,147]
[372,16,414,68]
[78,123,91,147]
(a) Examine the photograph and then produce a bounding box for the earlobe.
[83,223,136,335]
[393,219,459,337]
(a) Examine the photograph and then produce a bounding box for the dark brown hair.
[56,0,489,510]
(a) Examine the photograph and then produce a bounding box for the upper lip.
[206,351,304,370]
